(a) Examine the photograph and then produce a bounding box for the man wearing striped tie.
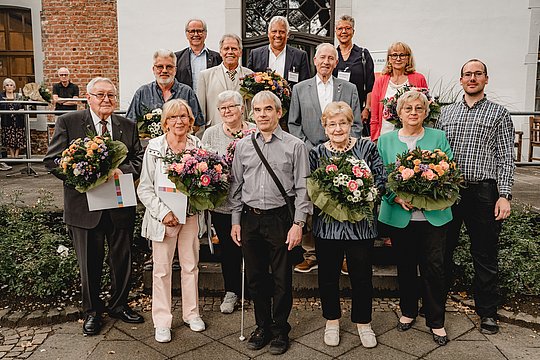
[44,77,144,336]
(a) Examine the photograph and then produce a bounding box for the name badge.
[337,71,351,82]
[288,71,299,83]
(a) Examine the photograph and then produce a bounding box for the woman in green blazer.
[377,91,452,346]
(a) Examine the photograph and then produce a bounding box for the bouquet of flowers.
[22,82,51,102]
[224,128,256,166]
[307,155,379,223]
[386,147,464,210]
[137,106,163,139]
[381,86,441,128]
[53,135,128,193]
[239,70,291,116]
[163,147,230,214]
[39,84,52,103]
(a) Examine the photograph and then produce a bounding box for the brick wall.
[41,0,119,96]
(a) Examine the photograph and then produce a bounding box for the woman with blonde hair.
[138,99,205,343]
[370,42,427,142]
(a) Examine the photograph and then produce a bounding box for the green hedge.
[452,205,540,297]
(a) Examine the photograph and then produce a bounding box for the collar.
[221,63,240,73]
[152,80,178,94]
[189,46,208,56]
[461,94,487,109]
[59,81,71,87]
[255,123,284,141]
[268,45,286,58]
[316,74,334,86]
[90,108,112,124]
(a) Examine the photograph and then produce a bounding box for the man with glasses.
[53,67,80,111]
[45,77,145,336]
[126,49,204,130]
[197,34,252,133]
[174,19,221,94]
[437,59,515,335]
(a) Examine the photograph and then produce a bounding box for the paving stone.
[424,340,506,360]
[171,340,249,360]
[33,328,51,335]
[0,345,14,352]
[0,352,5,358]
[2,339,17,345]
[25,333,104,359]
[0,309,10,321]
[17,352,32,358]
[295,325,359,358]
[378,327,438,357]
[140,326,212,358]
[45,309,60,324]
[87,340,167,360]
[25,311,45,326]
[4,351,21,358]
[6,312,26,327]
[340,343,417,360]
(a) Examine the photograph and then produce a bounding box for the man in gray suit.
[288,42,362,150]
[44,77,144,336]
[288,43,362,273]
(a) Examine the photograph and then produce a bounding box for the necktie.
[100,120,109,136]
[227,70,237,81]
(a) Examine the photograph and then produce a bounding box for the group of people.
[43,14,514,356]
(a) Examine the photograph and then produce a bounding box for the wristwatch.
[293,220,305,228]
[500,194,512,201]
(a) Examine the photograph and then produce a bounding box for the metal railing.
[0,109,539,175]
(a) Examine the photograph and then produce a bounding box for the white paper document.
[86,173,137,211]
[155,164,187,224]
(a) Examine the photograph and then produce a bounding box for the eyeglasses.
[218,104,241,113]
[462,71,486,79]
[389,53,409,60]
[58,74,69,77]
[154,65,176,72]
[336,26,353,33]
[186,29,205,35]
[403,106,426,114]
[89,93,117,101]
[326,121,350,130]
[168,115,190,122]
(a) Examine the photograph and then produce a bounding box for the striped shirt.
[436,96,514,196]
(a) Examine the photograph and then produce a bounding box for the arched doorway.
[242,0,334,74]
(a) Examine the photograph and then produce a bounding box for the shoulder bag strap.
[251,132,295,219]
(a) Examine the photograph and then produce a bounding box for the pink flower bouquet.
[381,86,441,128]
[163,148,230,213]
[386,147,464,210]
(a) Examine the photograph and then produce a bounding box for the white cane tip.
[239,336,246,341]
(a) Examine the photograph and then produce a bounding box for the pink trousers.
[152,216,200,328]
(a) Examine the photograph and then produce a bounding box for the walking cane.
[239,257,246,341]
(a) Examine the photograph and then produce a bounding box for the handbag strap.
[251,132,295,219]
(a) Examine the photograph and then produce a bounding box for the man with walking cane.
[230,91,312,355]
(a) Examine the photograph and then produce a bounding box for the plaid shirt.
[436,96,515,196]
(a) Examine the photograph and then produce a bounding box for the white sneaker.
[324,322,340,346]
[155,327,171,343]
[358,324,377,348]
[220,292,238,314]
[185,316,206,332]
[0,162,12,171]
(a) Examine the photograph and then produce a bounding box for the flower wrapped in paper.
[307,155,379,223]
[137,105,163,139]
[224,128,256,166]
[239,70,291,116]
[53,135,128,193]
[163,147,230,214]
[386,147,464,210]
[382,86,441,128]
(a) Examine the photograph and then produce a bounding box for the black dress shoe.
[269,334,289,355]
[396,318,416,332]
[247,327,271,350]
[480,317,499,334]
[108,306,144,324]
[430,329,449,346]
[83,314,102,336]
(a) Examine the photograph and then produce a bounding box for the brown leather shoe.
[341,259,349,275]
[294,259,318,273]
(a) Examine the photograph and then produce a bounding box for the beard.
[156,75,174,86]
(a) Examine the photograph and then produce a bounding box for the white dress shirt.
[90,109,113,139]
[268,45,286,78]
[316,75,334,113]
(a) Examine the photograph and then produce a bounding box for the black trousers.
[211,211,242,296]
[391,221,447,329]
[68,211,133,315]
[241,205,292,336]
[445,181,502,318]
[316,237,374,324]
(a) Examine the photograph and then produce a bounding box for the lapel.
[111,114,122,141]
[215,64,227,91]
[332,77,343,101]
[261,48,269,70]
[284,45,293,75]
[307,77,322,118]
[82,109,97,136]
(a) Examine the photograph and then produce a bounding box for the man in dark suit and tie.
[288,43,362,273]
[44,77,144,336]
[174,19,221,93]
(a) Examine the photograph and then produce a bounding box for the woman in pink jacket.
[370,42,427,142]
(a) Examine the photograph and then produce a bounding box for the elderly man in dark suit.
[44,77,144,336]
[288,42,362,273]
[247,16,310,86]
[174,18,221,93]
